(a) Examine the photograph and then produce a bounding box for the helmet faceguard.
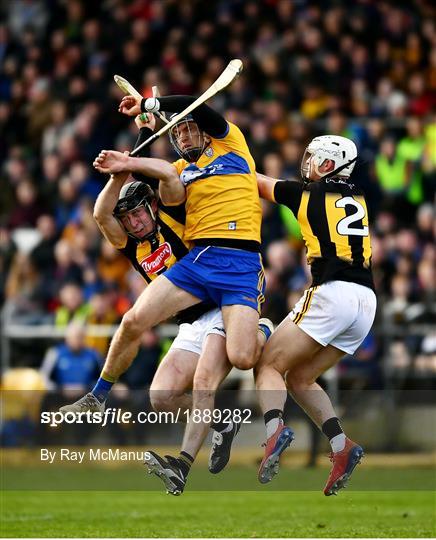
[113,181,157,243]
[301,135,358,182]
[169,114,208,162]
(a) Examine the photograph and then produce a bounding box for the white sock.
[266,418,283,439]
[330,433,346,453]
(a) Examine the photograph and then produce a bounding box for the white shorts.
[169,307,225,356]
[288,280,377,355]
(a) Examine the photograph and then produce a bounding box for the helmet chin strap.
[140,205,159,247]
[143,201,161,252]
[323,157,357,179]
[304,156,357,182]
[145,201,156,222]
[313,158,327,178]
[138,225,159,249]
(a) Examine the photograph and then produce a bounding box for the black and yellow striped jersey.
[119,201,215,324]
[273,178,374,290]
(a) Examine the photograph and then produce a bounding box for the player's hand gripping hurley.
[114,75,169,125]
[116,59,243,157]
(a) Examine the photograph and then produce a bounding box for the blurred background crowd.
[0,0,435,408]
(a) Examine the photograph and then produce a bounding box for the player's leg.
[60,275,201,412]
[150,309,223,415]
[144,333,231,495]
[255,317,322,483]
[149,348,198,414]
[222,304,259,370]
[162,308,272,474]
[194,246,267,370]
[181,333,231,458]
[285,284,376,495]
[102,276,200,379]
[256,317,275,361]
[261,281,376,492]
[204,315,274,473]
[286,345,364,496]
[285,345,344,428]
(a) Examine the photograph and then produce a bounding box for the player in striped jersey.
[97,93,266,374]
[254,135,377,496]
[92,95,271,492]
[62,113,272,494]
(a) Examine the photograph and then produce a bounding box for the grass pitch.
[1,468,435,538]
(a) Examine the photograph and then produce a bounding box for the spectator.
[30,215,58,273]
[0,0,434,390]
[85,290,119,356]
[41,322,101,390]
[0,226,17,304]
[397,117,426,206]
[7,180,44,230]
[97,239,131,291]
[54,282,89,327]
[51,239,83,292]
[416,203,434,246]
[41,101,74,156]
[4,252,47,324]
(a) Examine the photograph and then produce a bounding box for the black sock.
[321,417,343,440]
[178,451,194,477]
[264,409,283,425]
[211,420,231,432]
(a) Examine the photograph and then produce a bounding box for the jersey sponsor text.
[140,242,172,274]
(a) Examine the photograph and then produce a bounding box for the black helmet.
[113,181,157,242]
[168,113,208,163]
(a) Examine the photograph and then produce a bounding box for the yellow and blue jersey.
[173,122,262,245]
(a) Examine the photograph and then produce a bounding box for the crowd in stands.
[1,0,435,394]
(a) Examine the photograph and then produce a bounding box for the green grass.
[2,465,436,491]
[1,487,435,537]
[1,490,435,537]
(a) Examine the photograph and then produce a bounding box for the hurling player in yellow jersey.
[254,135,377,496]
[68,111,272,495]
[94,95,267,377]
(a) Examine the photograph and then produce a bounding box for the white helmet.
[301,135,357,180]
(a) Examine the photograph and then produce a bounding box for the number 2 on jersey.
[335,196,369,237]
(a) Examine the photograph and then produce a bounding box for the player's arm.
[122,156,186,205]
[130,114,160,190]
[156,96,228,138]
[131,107,186,205]
[93,172,129,249]
[256,172,303,214]
[93,152,186,205]
[119,95,229,138]
[256,172,278,201]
